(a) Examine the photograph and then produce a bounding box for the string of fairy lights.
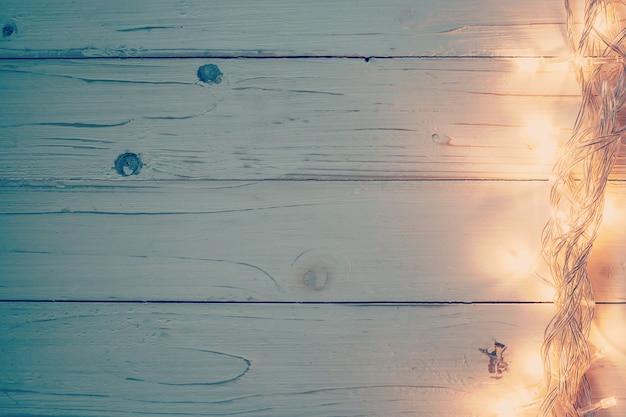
[538,0,625,416]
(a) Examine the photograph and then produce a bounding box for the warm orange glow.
[516,58,542,74]
[468,181,555,302]
[522,352,544,381]
[474,343,547,417]
[551,209,572,233]
[601,191,620,226]
[523,117,560,164]
[596,188,624,244]
[528,117,555,136]
[591,312,626,361]
[512,1,625,415]
[494,398,517,417]
[495,242,553,300]
[593,3,619,37]
[500,243,538,278]
[492,383,543,417]
[544,58,572,73]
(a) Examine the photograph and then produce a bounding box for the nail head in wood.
[114,152,142,176]
[197,64,223,84]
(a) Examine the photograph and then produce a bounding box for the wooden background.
[1,1,625,416]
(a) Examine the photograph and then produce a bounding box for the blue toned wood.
[0,58,582,181]
[0,180,556,303]
[1,0,565,58]
[1,303,623,417]
[2,1,624,416]
[2,180,626,304]
[0,303,561,416]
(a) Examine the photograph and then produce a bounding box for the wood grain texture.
[1,303,624,417]
[1,57,607,181]
[3,2,626,416]
[0,0,566,58]
[2,180,625,303]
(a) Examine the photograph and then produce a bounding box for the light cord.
[539,1,626,416]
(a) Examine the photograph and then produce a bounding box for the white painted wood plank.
[3,179,625,303]
[0,57,598,181]
[0,0,566,58]
[0,302,623,417]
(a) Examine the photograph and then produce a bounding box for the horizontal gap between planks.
[5,178,626,189]
[1,300,625,305]
[0,54,561,62]
[2,178,556,186]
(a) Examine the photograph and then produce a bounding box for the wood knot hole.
[114,152,142,176]
[303,265,329,290]
[1,19,17,39]
[291,250,343,293]
[197,64,223,84]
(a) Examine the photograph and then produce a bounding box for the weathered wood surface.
[0,180,545,302]
[1,303,624,417]
[0,57,596,181]
[0,0,566,58]
[2,1,626,416]
[2,180,626,303]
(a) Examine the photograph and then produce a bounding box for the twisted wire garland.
[539,1,626,416]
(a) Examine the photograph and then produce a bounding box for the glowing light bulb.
[601,192,620,226]
[494,384,545,417]
[591,310,626,360]
[523,352,544,380]
[517,58,542,73]
[523,117,559,163]
[577,397,617,416]
[545,56,572,72]
[501,244,537,278]
[573,54,586,71]
[513,386,543,414]
[551,209,572,233]
[589,347,605,364]
[593,4,619,37]
[494,398,517,417]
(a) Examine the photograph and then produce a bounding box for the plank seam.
[0,55,562,62]
[4,300,626,305]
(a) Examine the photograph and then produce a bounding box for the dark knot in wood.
[1,18,17,39]
[197,64,223,84]
[114,152,143,176]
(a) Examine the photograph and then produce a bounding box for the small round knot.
[197,64,223,84]
[290,250,345,293]
[1,18,17,39]
[114,152,142,176]
[302,265,329,290]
